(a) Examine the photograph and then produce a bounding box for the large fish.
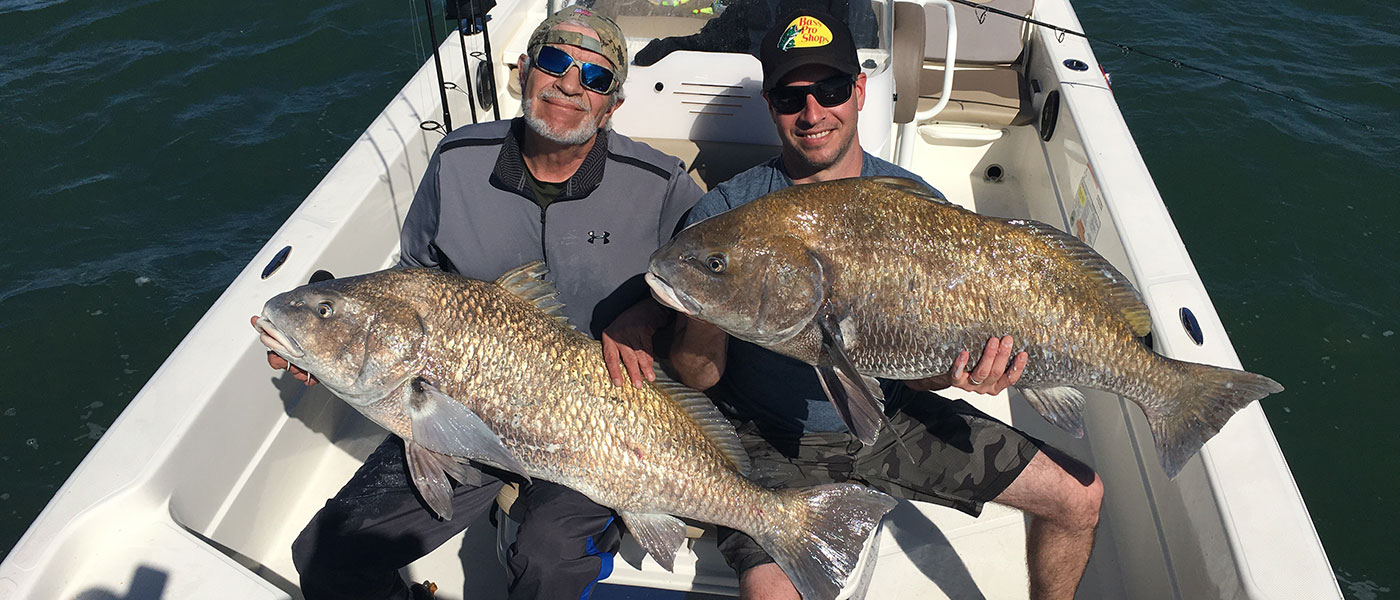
[645,176,1282,478]
[254,262,894,600]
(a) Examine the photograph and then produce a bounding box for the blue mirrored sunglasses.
[532,45,616,94]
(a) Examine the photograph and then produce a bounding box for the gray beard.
[522,93,598,146]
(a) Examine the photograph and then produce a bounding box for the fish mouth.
[645,273,698,316]
[253,315,305,360]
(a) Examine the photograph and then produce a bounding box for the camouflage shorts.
[716,386,1041,575]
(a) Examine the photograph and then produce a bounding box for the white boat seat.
[893,0,1034,127]
[918,65,1033,127]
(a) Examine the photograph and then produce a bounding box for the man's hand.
[251,315,318,386]
[601,300,670,388]
[908,335,1027,395]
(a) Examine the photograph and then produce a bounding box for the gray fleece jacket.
[400,118,703,338]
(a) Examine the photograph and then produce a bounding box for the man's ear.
[854,72,867,111]
[517,53,530,89]
[600,96,625,127]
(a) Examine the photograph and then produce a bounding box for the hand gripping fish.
[254,262,895,600]
[645,176,1283,478]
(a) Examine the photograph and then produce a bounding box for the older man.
[664,10,1104,600]
[270,7,703,599]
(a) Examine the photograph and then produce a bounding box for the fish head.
[648,215,826,345]
[255,272,426,405]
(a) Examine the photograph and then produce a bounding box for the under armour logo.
[588,230,610,244]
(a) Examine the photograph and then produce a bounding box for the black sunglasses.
[766,75,856,115]
[532,45,616,94]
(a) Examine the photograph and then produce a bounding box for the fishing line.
[406,0,427,72]
[406,0,452,136]
[946,0,1378,132]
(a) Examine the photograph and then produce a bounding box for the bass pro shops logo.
[777,16,834,51]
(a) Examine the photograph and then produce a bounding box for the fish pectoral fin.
[619,511,687,572]
[816,315,891,446]
[1019,385,1087,438]
[405,441,463,520]
[409,380,531,482]
[815,366,888,445]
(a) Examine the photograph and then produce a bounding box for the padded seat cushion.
[917,65,1033,127]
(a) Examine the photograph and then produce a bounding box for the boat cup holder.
[984,164,1006,183]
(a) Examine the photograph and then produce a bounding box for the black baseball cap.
[759,9,861,91]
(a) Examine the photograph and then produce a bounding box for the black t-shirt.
[524,164,567,210]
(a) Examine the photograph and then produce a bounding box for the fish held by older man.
[645,176,1282,478]
[254,262,894,600]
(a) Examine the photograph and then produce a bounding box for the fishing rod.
[421,0,454,132]
[478,3,502,121]
[456,20,480,124]
[441,0,501,123]
[448,0,504,123]
[946,0,1378,132]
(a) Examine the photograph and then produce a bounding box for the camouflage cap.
[527,6,628,93]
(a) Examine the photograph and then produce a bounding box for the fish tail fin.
[759,484,897,600]
[1142,361,1283,478]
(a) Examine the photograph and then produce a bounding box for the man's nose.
[554,64,585,94]
[798,93,825,123]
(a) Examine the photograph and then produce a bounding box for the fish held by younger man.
[645,176,1282,478]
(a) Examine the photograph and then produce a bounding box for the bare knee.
[1036,446,1103,531]
[1063,472,1103,532]
[1000,449,1104,532]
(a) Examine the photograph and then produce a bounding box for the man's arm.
[398,150,445,269]
[669,315,729,391]
[657,163,706,243]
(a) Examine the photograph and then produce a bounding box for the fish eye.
[317,301,334,317]
[705,253,727,273]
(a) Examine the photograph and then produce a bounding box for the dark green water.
[1,0,1395,597]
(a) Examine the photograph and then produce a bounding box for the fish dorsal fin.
[651,365,752,477]
[494,260,575,330]
[865,176,954,206]
[1007,219,1152,337]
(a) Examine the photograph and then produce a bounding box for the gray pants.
[292,436,621,600]
[717,386,1042,575]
